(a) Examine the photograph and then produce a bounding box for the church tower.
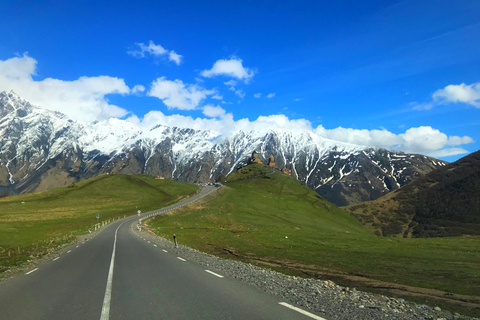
[268,154,275,167]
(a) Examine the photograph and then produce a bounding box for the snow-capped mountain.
[0,91,446,206]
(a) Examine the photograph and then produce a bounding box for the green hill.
[148,164,480,316]
[0,174,198,273]
[345,149,480,238]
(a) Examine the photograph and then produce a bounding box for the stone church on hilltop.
[250,151,291,176]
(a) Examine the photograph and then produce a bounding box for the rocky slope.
[0,90,446,205]
[344,150,480,237]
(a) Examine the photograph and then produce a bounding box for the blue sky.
[0,0,479,161]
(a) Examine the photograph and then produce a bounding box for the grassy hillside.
[345,149,480,237]
[0,174,198,273]
[148,164,480,316]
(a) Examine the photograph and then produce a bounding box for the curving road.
[0,186,326,320]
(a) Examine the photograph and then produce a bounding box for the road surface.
[0,186,326,320]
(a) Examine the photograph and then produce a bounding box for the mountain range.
[0,90,446,206]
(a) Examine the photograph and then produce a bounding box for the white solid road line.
[100,221,126,320]
[279,302,327,320]
[162,250,168,253]
[53,257,60,261]
[177,257,186,261]
[205,270,224,278]
[25,268,38,275]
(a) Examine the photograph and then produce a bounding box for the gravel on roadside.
[137,223,478,320]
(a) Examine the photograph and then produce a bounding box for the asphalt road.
[0,186,326,320]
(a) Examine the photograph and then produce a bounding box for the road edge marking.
[205,270,224,278]
[100,221,126,320]
[279,302,327,320]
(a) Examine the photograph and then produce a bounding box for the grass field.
[148,165,480,316]
[0,174,198,273]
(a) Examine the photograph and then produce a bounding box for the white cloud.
[428,148,471,158]
[128,41,183,65]
[132,85,145,94]
[224,80,237,86]
[0,54,134,122]
[314,125,474,157]
[433,82,480,108]
[211,94,223,100]
[168,51,182,65]
[254,93,262,98]
[124,108,472,158]
[447,135,474,146]
[203,104,226,118]
[314,126,401,149]
[0,53,36,79]
[200,57,255,83]
[410,102,433,110]
[1,54,472,159]
[147,77,216,110]
[235,90,245,99]
[267,93,276,98]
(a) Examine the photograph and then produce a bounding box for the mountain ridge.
[344,149,480,237]
[0,90,446,205]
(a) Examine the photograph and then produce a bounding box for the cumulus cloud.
[254,93,262,98]
[125,105,475,158]
[0,53,36,79]
[168,51,182,65]
[203,104,226,118]
[131,85,145,94]
[414,82,480,111]
[1,54,472,159]
[315,125,474,157]
[0,54,136,122]
[128,41,183,65]
[433,82,480,108]
[267,93,276,98]
[147,77,216,110]
[201,57,255,83]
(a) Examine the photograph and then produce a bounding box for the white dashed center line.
[26,268,38,275]
[177,257,186,261]
[153,244,157,247]
[53,257,60,261]
[67,250,71,253]
[162,250,168,253]
[279,302,327,320]
[205,270,224,278]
